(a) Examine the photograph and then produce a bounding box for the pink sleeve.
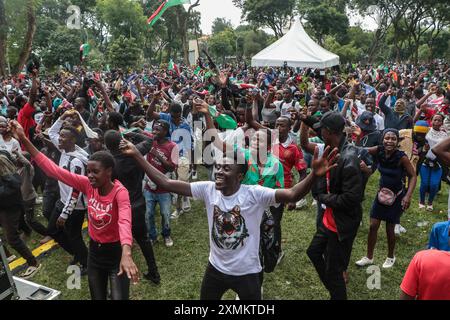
[34,152,89,195]
[116,188,133,246]
[400,253,420,298]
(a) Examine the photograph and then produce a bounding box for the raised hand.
[8,120,26,141]
[119,139,140,157]
[219,72,228,88]
[311,146,339,177]
[194,98,209,114]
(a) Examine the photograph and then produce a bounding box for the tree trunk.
[12,0,36,75]
[0,0,7,76]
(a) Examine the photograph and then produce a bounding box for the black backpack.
[259,209,280,273]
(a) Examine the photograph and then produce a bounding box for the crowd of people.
[0,58,449,300]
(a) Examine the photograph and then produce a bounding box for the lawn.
[4,169,448,300]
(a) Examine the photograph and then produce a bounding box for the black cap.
[356,111,376,132]
[313,111,345,133]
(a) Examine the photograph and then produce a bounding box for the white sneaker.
[192,171,198,180]
[394,224,401,236]
[36,196,43,205]
[164,236,174,247]
[182,198,191,212]
[382,257,396,269]
[296,198,308,210]
[426,205,433,212]
[399,225,407,234]
[356,257,374,267]
[170,210,183,220]
[419,203,426,210]
[7,255,17,263]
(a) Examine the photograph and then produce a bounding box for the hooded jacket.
[49,118,89,219]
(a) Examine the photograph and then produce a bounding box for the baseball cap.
[356,111,376,132]
[313,111,345,133]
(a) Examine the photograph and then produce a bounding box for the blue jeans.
[419,164,442,205]
[144,189,172,240]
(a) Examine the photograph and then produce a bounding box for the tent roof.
[251,18,340,69]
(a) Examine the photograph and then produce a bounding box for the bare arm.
[120,140,191,196]
[300,121,317,155]
[275,146,338,203]
[400,155,417,211]
[432,137,450,166]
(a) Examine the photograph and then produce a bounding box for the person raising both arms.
[119,138,338,300]
[356,129,417,269]
[8,120,139,300]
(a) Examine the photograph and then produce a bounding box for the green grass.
[4,169,449,300]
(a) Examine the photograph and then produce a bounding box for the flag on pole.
[79,43,91,62]
[168,59,180,76]
[147,0,191,27]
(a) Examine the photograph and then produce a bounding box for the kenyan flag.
[147,0,191,27]
[79,43,90,62]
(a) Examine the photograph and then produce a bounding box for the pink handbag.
[377,188,402,206]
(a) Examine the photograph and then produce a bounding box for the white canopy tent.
[251,18,340,69]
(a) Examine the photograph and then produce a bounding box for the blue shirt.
[428,221,450,251]
[159,113,192,157]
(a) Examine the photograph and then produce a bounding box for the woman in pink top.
[9,120,139,300]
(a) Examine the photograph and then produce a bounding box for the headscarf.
[382,128,400,141]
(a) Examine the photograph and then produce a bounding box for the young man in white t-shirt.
[274,88,301,117]
[120,139,337,300]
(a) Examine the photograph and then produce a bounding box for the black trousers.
[306,226,356,300]
[23,199,47,236]
[270,204,284,251]
[200,262,261,300]
[48,201,88,267]
[132,204,158,274]
[42,189,59,221]
[87,240,129,300]
[0,207,37,266]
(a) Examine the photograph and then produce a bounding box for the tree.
[207,29,236,63]
[211,17,233,34]
[40,27,82,70]
[175,0,200,65]
[97,0,147,43]
[324,35,363,63]
[300,4,349,45]
[0,0,7,76]
[107,35,143,70]
[233,0,296,38]
[12,0,37,75]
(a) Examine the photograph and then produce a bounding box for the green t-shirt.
[240,148,284,189]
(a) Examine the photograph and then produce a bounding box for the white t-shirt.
[374,113,385,131]
[190,182,277,276]
[274,100,301,117]
[0,136,20,153]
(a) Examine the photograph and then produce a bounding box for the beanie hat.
[414,120,430,134]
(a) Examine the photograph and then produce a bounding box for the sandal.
[20,263,42,279]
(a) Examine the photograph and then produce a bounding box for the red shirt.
[273,139,307,189]
[146,139,178,194]
[34,152,133,246]
[322,171,338,233]
[400,250,450,300]
[17,102,36,139]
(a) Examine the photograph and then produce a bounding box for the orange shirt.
[400,250,450,300]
